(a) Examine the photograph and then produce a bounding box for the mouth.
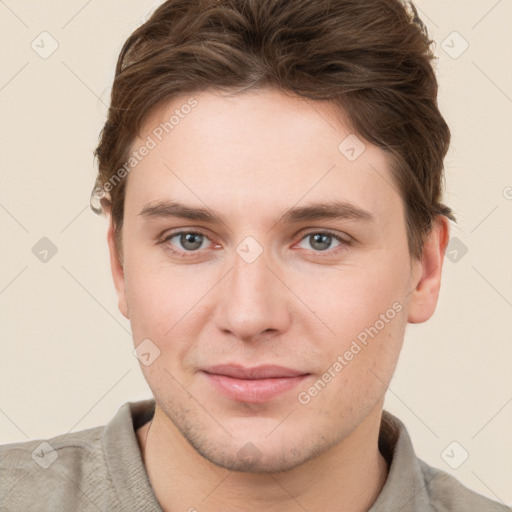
[202,364,311,404]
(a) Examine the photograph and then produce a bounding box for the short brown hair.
[92,0,455,260]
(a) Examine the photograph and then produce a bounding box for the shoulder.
[0,423,106,474]
[418,458,511,512]
[0,425,118,511]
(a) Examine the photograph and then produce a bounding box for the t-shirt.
[0,398,509,511]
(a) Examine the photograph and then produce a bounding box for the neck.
[136,404,389,512]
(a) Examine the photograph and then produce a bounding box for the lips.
[203,364,307,379]
[202,364,310,403]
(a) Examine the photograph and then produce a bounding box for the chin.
[194,442,320,474]
[183,423,334,474]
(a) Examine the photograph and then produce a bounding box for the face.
[108,88,441,473]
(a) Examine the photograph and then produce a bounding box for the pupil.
[312,233,331,251]
[182,233,202,250]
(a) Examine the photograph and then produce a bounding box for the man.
[1,0,509,511]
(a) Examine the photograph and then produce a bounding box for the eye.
[296,231,348,253]
[161,230,212,254]
[158,229,350,258]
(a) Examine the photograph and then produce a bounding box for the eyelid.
[293,228,352,255]
[159,226,210,240]
[298,228,352,243]
[159,229,215,250]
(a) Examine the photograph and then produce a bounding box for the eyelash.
[158,229,351,259]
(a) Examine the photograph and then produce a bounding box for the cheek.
[125,267,199,387]
[291,256,409,341]
[124,263,181,342]
[297,305,407,419]
[124,255,219,352]
[289,254,409,403]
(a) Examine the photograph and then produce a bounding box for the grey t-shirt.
[0,399,509,511]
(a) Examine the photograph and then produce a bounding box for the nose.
[212,242,292,343]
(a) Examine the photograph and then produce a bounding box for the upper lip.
[203,364,309,380]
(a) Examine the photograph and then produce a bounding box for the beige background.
[1,0,511,506]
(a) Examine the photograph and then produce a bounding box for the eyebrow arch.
[139,201,221,223]
[278,200,374,224]
[138,199,375,224]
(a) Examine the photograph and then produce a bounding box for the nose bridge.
[214,237,290,340]
[232,244,271,301]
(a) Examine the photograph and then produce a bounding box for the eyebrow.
[138,199,375,224]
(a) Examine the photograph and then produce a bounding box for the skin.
[106,88,449,511]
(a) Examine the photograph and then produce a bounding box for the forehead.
[124,88,401,225]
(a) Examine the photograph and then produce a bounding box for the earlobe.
[407,216,450,324]
[106,220,129,319]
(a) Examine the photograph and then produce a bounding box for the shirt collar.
[103,398,162,511]
[103,399,434,511]
[369,410,436,511]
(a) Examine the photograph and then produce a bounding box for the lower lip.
[204,372,309,404]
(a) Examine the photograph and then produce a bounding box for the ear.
[407,215,450,324]
[106,218,129,319]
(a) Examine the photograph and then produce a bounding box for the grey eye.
[309,233,332,251]
[171,232,206,251]
[297,232,343,252]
